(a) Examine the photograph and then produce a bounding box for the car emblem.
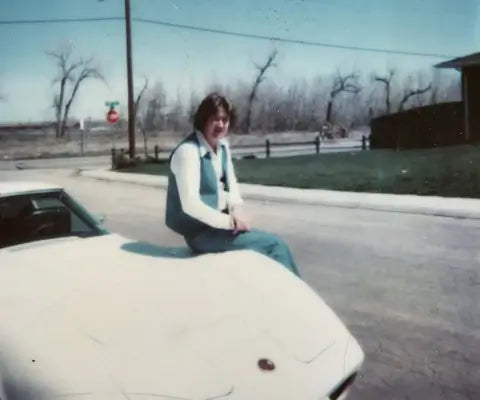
[258,358,275,371]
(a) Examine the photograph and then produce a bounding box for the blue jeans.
[185,227,300,277]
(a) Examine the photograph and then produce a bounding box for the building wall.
[464,67,480,142]
[370,102,465,150]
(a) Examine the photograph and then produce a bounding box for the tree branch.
[134,78,149,118]
[48,47,105,137]
[374,69,395,114]
[398,83,432,112]
[326,71,361,122]
[246,49,278,133]
[330,72,361,98]
[374,69,395,85]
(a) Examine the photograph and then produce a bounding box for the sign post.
[79,118,85,156]
[105,101,120,124]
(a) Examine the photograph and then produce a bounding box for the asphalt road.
[1,168,479,400]
[0,156,111,171]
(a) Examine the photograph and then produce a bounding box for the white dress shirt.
[170,131,244,230]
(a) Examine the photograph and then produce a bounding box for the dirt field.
[0,127,364,160]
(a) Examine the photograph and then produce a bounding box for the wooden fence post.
[111,148,116,169]
[315,135,320,154]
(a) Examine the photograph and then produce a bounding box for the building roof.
[435,52,480,69]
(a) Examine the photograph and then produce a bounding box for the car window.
[29,195,93,233]
[0,190,103,248]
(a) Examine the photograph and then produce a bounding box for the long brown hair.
[193,92,237,132]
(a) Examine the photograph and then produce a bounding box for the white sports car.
[0,182,364,400]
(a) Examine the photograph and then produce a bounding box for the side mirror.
[93,213,107,225]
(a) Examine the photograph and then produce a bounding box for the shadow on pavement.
[121,241,196,259]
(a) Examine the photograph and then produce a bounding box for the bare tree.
[442,76,462,102]
[413,70,433,108]
[306,76,329,129]
[429,69,441,105]
[167,97,186,133]
[398,82,432,112]
[374,69,395,114]
[336,88,373,128]
[246,50,278,134]
[326,71,361,123]
[161,87,189,133]
[143,82,167,131]
[47,47,104,137]
[134,78,149,116]
[134,78,149,157]
[0,81,6,106]
[187,90,201,126]
[427,69,461,105]
[0,78,4,101]
[223,81,249,133]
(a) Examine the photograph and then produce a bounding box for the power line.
[289,0,466,16]
[0,17,123,24]
[0,16,457,59]
[134,18,455,59]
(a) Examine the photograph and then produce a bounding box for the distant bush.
[112,151,167,170]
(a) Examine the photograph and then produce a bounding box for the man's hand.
[230,206,251,235]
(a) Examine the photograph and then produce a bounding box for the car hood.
[0,234,362,400]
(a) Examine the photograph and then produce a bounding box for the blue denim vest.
[165,132,230,237]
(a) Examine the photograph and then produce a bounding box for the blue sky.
[0,0,478,123]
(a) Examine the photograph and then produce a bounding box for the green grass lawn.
[119,144,480,198]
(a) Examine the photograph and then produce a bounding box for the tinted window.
[0,190,103,248]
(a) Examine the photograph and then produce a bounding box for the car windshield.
[0,190,104,249]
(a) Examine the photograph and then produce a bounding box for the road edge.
[79,169,480,220]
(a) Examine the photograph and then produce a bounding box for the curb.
[79,169,480,220]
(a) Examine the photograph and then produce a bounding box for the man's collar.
[195,130,227,157]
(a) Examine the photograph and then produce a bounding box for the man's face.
[203,107,230,147]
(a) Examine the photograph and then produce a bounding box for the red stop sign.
[106,109,119,124]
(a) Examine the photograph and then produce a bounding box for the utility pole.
[124,0,135,159]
